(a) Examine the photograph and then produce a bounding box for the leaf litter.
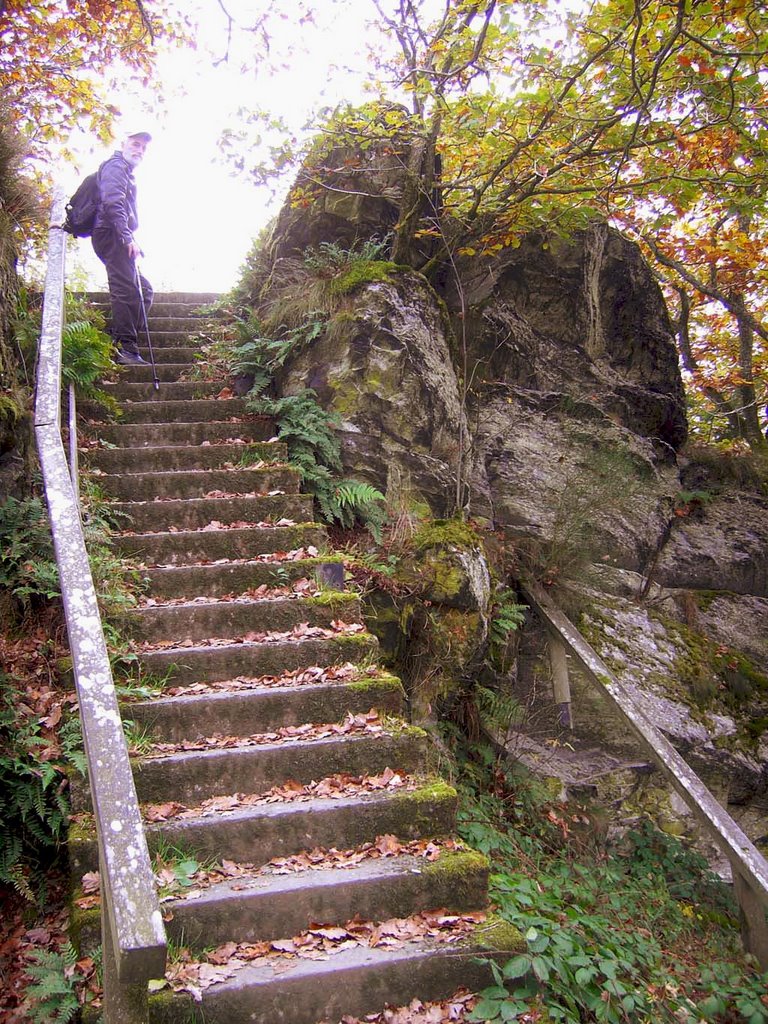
[117,516,299,537]
[138,708,386,758]
[164,661,365,697]
[135,544,322,570]
[319,988,481,1023]
[139,767,416,823]
[137,575,320,608]
[135,619,365,652]
[162,909,486,1001]
[75,835,466,909]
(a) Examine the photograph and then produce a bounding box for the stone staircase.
[70,293,496,1023]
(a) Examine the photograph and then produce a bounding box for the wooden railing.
[523,579,768,969]
[34,195,166,1021]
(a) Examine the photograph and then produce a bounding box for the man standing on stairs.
[91,128,153,365]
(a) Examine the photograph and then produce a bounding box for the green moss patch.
[327,260,398,297]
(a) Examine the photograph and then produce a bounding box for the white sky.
[62,0,375,295]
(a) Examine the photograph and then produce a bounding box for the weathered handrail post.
[523,578,768,969]
[548,637,572,730]
[34,193,166,1021]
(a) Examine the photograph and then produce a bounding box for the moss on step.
[393,778,458,834]
[347,671,403,697]
[422,848,490,902]
[473,913,526,953]
[69,899,101,957]
[413,517,482,555]
[68,813,97,844]
[308,591,358,609]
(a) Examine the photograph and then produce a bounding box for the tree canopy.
[228,0,768,448]
[0,0,190,151]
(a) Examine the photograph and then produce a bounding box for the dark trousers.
[92,228,153,353]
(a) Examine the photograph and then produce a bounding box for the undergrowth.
[446,734,768,1023]
[0,479,138,897]
[23,943,80,1024]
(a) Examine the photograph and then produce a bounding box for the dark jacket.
[94,152,138,245]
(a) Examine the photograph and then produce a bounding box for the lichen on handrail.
[33,195,166,995]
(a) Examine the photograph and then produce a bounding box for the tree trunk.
[732,294,765,447]
[391,116,441,268]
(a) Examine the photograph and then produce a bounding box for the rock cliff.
[243,144,768,847]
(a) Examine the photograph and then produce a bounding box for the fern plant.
[302,236,391,275]
[61,318,119,413]
[0,496,60,613]
[247,388,344,488]
[230,312,326,394]
[319,479,387,542]
[246,390,387,539]
[24,944,80,1024]
[489,588,528,675]
[12,288,118,411]
[0,672,69,899]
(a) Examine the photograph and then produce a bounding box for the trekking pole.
[135,263,160,392]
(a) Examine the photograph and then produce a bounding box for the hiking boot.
[116,348,147,365]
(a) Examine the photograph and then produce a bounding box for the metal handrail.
[34,194,166,1020]
[523,578,768,969]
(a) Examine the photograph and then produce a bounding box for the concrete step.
[99,465,299,502]
[73,844,489,951]
[134,631,378,687]
[135,556,335,600]
[84,290,221,309]
[104,361,193,384]
[111,492,313,532]
[101,380,224,402]
[140,330,211,346]
[123,669,404,742]
[70,722,426,810]
[146,935,496,1024]
[130,726,427,807]
[140,345,198,364]
[84,441,285,475]
[70,777,458,873]
[143,316,209,333]
[113,523,327,566]
[88,418,274,448]
[83,397,247,423]
[119,591,361,644]
[168,849,488,948]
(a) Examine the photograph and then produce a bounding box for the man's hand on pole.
[126,240,142,260]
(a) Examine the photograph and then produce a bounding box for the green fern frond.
[24,947,80,1024]
[320,478,387,541]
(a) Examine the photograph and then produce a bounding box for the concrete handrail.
[34,195,166,1009]
[523,578,768,969]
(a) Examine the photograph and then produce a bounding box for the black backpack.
[63,166,103,237]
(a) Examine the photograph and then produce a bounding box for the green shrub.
[447,737,766,1024]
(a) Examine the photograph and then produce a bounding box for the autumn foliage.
[0,0,189,149]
